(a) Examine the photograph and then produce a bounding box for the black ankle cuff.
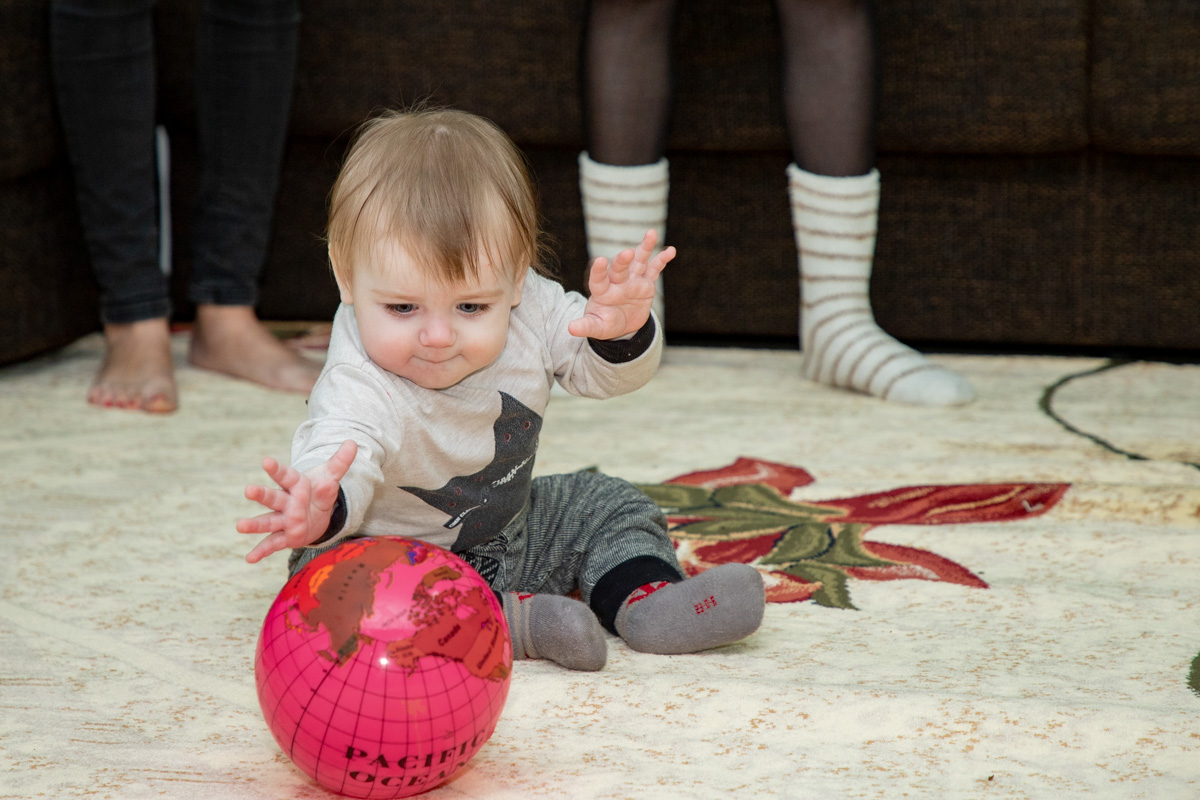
[590,556,682,635]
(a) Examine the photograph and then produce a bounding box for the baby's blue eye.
[387,303,416,315]
[458,303,489,315]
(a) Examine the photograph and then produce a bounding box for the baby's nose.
[419,316,455,347]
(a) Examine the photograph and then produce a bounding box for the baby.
[237,108,764,670]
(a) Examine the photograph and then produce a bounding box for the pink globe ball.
[255,536,512,798]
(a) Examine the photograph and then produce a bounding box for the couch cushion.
[0,0,65,182]
[872,154,1091,347]
[0,166,98,365]
[1092,0,1200,156]
[1079,153,1200,347]
[158,0,590,146]
[158,0,1088,157]
[872,0,1089,154]
[646,0,1091,155]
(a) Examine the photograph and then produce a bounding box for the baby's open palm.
[237,439,358,563]
[569,229,675,340]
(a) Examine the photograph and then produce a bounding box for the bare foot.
[188,304,321,394]
[285,322,332,352]
[89,318,178,413]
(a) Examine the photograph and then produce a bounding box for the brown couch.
[3,0,1198,366]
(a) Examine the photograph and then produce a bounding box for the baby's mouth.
[418,353,456,365]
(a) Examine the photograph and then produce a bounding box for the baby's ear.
[329,245,354,304]
[511,265,529,306]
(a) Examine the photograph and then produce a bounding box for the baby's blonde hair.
[327,108,550,287]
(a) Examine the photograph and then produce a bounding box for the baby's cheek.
[476,327,509,369]
[363,336,409,375]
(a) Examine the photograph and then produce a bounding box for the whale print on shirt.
[400,392,543,552]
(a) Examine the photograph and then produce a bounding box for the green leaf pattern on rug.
[639,457,1070,609]
[779,562,855,609]
[642,480,893,609]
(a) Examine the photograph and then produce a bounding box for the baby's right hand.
[236,439,358,564]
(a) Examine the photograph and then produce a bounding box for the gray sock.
[503,593,608,671]
[614,563,766,655]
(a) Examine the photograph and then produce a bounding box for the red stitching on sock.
[625,581,671,606]
[693,595,718,614]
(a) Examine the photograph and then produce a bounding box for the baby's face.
[339,239,525,389]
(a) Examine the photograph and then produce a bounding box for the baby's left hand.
[568,230,675,340]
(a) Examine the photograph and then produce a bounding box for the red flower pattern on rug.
[637,458,1069,609]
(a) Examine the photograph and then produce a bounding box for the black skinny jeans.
[50,0,300,324]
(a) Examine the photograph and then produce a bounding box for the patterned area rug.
[1,337,1197,798]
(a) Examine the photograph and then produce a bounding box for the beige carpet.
[2,334,1198,799]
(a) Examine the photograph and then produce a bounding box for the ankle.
[192,304,260,339]
[589,556,683,635]
[104,317,171,343]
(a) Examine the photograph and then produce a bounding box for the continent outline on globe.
[280,537,510,680]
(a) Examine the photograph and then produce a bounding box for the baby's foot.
[89,318,177,413]
[503,592,607,671]
[188,304,321,394]
[615,563,765,655]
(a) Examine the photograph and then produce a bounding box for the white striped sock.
[579,152,668,324]
[789,164,975,406]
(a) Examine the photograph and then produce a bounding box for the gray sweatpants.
[288,470,682,604]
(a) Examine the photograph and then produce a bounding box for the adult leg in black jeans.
[186,0,320,395]
[50,0,319,412]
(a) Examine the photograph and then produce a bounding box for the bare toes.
[142,392,178,414]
